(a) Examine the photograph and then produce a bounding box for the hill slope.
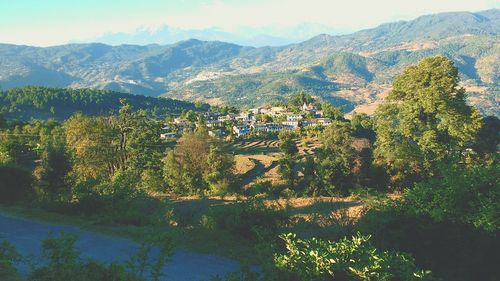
[0,86,208,121]
[0,9,498,114]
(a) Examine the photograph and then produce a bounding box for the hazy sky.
[1,0,498,46]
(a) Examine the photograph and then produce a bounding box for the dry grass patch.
[234,155,256,175]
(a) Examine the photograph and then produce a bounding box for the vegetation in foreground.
[0,56,498,280]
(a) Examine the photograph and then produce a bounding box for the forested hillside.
[0,86,208,120]
[0,9,498,113]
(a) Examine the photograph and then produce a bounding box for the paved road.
[0,213,240,280]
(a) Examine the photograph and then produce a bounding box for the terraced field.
[231,138,322,188]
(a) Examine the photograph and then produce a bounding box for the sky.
[0,0,498,46]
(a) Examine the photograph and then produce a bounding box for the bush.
[357,163,500,281]
[28,232,144,281]
[3,231,172,281]
[0,241,21,281]
[275,233,433,281]
[43,174,164,226]
[0,164,33,203]
[201,199,287,241]
[402,163,499,233]
[357,204,500,281]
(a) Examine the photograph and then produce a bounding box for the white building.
[205,119,222,128]
[269,106,286,116]
[282,121,300,128]
[208,129,224,138]
[303,118,332,127]
[218,114,236,122]
[233,125,250,137]
[251,123,268,132]
[265,123,286,132]
[249,108,263,115]
[301,102,315,112]
[204,112,220,121]
[286,114,303,121]
[173,118,188,127]
[160,132,177,139]
[236,112,255,122]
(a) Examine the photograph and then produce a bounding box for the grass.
[234,155,256,175]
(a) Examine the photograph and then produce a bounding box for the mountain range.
[88,23,339,47]
[0,9,498,116]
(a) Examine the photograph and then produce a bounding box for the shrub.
[402,163,499,233]
[201,199,287,241]
[275,233,433,281]
[354,162,500,281]
[358,205,500,281]
[30,232,144,281]
[0,241,21,281]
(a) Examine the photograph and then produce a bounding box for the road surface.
[0,212,241,280]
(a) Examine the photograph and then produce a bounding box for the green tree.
[29,232,145,281]
[205,143,234,194]
[403,162,499,233]
[33,126,71,199]
[374,56,482,185]
[278,132,299,190]
[288,91,313,109]
[316,121,356,194]
[163,130,234,194]
[350,112,375,140]
[0,114,5,129]
[163,150,183,193]
[279,132,298,156]
[278,156,297,189]
[301,156,322,196]
[321,103,344,121]
[472,116,499,159]
[64,114,121,181]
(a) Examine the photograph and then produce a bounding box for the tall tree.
[279,132,298,156]
[64,114,121,181]
[33,126,71,198]
[163,129,233,194]
[374,56,482,185]
[278,132,299,189]
[316,121,356,194]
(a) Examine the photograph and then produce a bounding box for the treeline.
[0,86,209,120]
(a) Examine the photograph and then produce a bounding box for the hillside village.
[161,95,336,139]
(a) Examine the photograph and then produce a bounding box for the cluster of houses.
[161,102,333,139]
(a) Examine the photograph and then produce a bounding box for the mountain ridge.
[0,9,498,116]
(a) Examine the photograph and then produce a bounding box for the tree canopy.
[374,56,482,185]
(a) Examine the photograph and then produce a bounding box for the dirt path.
[0,212,240,280]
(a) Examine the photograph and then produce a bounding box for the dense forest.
[0,57,498,280]
[0,86,209,121]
